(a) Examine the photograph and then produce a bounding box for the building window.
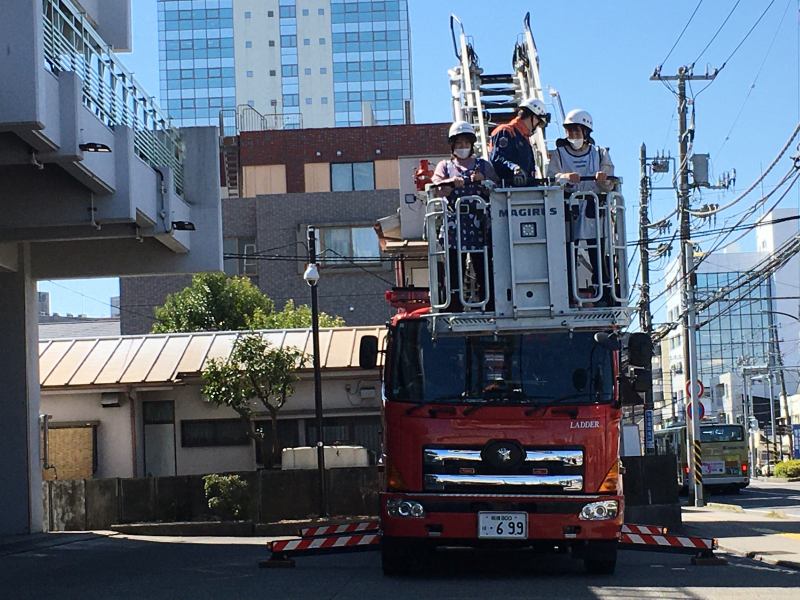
[246,70,254,78]
[269,40,275,47]
[304,67,312,75]
[302,8,309,16]
[281,35,297,47]
[303,38,311,46]
[319,38,326,45]
[320,67,327,75]
[245,40,252,48]
[331,162,375,192]
[269,69,276,76]
[321,96,328,104]
[282,64,298,77]
[244,11,251,19]
[305,97,313,105]
[254,419,299,465]
[223,238,257,276]
[181,419,250,448]
[268,10,274,17]
[319,226,381,264]
[318,8,325,15]
[283,94,299,107]
[279,6,296,18]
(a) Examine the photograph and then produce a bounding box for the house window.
[330,162,375,191]
[319,226,381,264]
[181,419,250,448]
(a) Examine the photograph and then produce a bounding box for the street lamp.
[304,226,328,517]
[751,373,777,475]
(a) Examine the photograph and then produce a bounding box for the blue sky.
[41,0,800,322]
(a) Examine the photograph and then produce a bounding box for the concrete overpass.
[0,0,223,534]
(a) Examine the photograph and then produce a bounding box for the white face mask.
[453,148,471,159]
[569,137,584,150]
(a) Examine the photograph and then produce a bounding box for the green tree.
[201,333,306,466]
[152,272,343,333]
[265,299,345,329]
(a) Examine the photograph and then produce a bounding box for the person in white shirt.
[547,109,615,304]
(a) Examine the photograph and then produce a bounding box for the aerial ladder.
[425,13,631,334]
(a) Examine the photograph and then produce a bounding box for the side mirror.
[359,335,379,370]
[618,374,645,406]
[627,332,653,368]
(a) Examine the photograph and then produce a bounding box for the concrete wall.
[0,245,43,534]
[296,0,334,128]
[234,0,282,117]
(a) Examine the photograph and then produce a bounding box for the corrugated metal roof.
[39,327,387,389]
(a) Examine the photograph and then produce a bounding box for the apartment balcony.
[0,0,222,278]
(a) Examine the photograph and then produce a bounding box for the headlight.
[386,499,426,519]
[579,500,618,521]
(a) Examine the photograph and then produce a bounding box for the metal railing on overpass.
[42,0,185,195]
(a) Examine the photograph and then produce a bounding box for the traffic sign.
[685,378,705,399]
[687,400,705,421]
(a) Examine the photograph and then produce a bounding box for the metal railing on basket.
[41,0,185,196]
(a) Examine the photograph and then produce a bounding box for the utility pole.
[639,143,655,454]
[651,65,716,507]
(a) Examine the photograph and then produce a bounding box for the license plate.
[702,461,725,475]
[478,512,528,539]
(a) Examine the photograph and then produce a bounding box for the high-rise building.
[658,208,800,425]
[158,0,412,129]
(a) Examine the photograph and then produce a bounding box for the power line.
[661,0,705,68]
[716,0,791,157]
[691,0,742,68]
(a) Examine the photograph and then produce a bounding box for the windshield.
[388,320,614,406]
[700,425,744,443]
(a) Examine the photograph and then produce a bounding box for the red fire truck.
[359,14,652,575]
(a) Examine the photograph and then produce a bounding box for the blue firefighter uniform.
[488,117,536,184]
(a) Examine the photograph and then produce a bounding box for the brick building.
[120,123,449,334]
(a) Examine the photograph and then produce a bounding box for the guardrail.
[42,0,185,195]
[219,106,303,137]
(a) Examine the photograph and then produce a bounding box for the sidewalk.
[683,505,800,570]
[0,531,113,557]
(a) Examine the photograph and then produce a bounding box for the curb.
[705,502,744,513]
[721,544,800,572]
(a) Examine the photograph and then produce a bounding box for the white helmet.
[448,120,477,142]
[564,109,593,132]
[519,98,548,119]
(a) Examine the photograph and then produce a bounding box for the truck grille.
[423,446,584,493]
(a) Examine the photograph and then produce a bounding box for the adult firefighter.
[488,98,549,186]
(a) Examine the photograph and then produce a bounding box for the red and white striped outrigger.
[261,520,381,568]
[619,524,720,562]
[261,520,721,567]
